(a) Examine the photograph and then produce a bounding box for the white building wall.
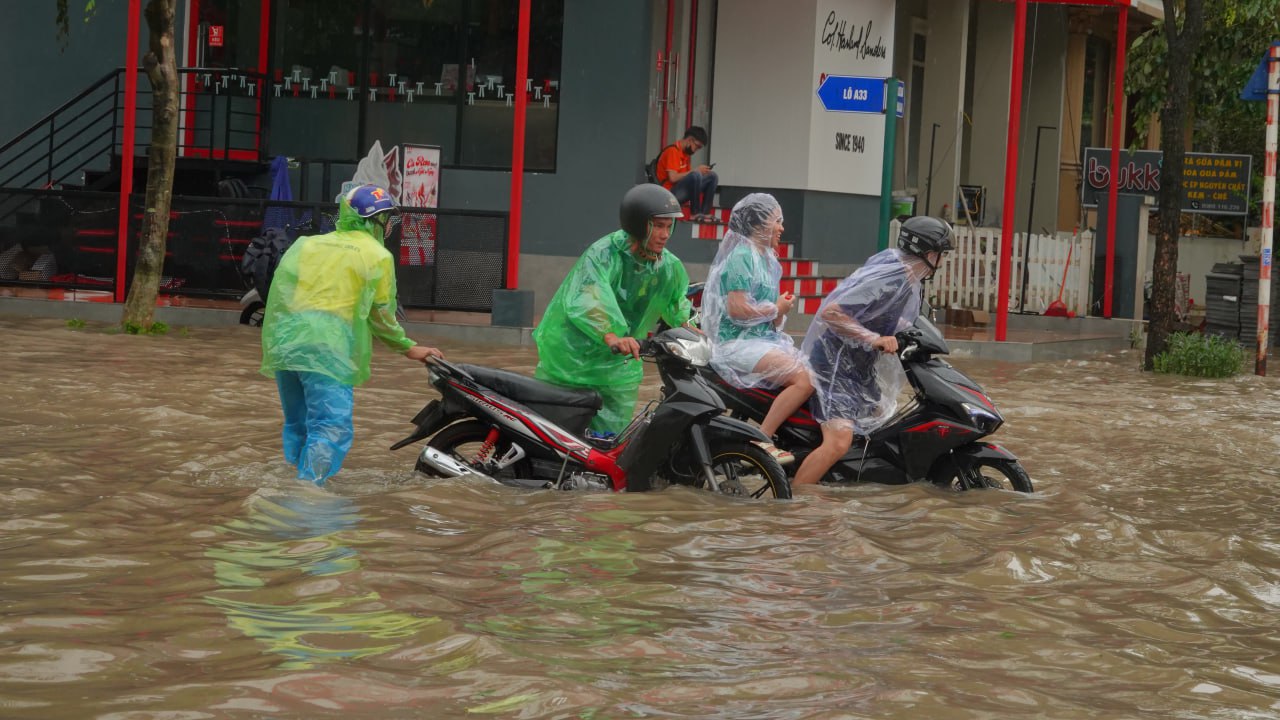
[917,0,970,218]
[713,0,895,195]
[711,0,817,190]
[1013,6,1068,237]
[965,1,1014,225]
[807,0,896,195]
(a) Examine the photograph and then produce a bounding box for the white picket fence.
[929,226,1095,316]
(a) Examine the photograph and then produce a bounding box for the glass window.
[274,0,360,84]
[269,0,562,172]
[458,0,563,169]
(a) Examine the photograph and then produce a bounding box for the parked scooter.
[701,311,1033,492]
[391,326,792,499]
[239,288,266,326]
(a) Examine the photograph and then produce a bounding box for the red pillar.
[1255,43,1279,375]
[659,0,675,148]
[685,0,698,130]
[1103,6,1128,318]
[995,0,1028,341]
[506,0,531,289]
[115,0,142,303]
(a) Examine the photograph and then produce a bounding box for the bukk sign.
[1081,147,1252,216]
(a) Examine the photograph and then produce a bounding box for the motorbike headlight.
[664,337,713,366]
[962,402,1003,433]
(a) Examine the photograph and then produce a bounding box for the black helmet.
[897,216,954,277]
[897,216,954,258]
[620,184,683,240]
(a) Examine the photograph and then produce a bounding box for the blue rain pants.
[275,370,355,485]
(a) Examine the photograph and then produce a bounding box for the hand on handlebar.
[604,332,642,360]
[872,335,899,354]
[406,345,445,363]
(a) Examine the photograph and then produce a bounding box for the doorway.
[648,0,715,169]
[182,0,270,160]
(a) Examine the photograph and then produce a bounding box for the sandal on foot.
[752,440,795,465]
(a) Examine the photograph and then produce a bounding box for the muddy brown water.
[2,315,1280,719]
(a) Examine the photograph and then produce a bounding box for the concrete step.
[780,276,839,296]
[794,295,825,315]
[780,259,818,276]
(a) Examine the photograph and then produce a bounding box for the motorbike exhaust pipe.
[417,447,496,481]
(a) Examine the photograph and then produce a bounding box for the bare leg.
[794,423,854,485]
[751,349,814,438]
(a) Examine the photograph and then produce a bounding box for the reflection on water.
[206,489,439,669]
[3,316,1280,718]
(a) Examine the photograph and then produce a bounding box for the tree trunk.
[121,0,178,330]
[1144,0,1204,370]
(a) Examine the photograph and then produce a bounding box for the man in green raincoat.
[533,184,693,434]
[260,184,443,485]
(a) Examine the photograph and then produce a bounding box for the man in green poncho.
[260,184,444,485]
[533,184,693,434]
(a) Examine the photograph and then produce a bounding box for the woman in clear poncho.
[793,216,954,486]
[701,193,813,463]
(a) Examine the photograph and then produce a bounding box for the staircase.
[0,67,272,291]
[686,207,844,319]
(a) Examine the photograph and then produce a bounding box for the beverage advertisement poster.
[402,144,441,209]
[400,144,441,266]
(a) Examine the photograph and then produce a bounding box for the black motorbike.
[392,326,792,499]
[701,312,1033,492]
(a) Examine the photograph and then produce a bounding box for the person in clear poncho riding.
[793,216,955,486]
[533,184,693,434]
[701,193,813,464]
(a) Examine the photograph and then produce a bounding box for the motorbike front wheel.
[932,457,1033,493]
[422,420,534,481]
[706,442,792,500]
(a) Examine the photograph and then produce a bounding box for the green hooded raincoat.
[260,204,415,386]
[533,229,692,433]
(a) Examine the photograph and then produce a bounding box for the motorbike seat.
[457,364,602,410]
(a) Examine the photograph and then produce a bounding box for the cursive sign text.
[820,12,887,59]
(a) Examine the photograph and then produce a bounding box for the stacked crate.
[1204,262,1242,340]
[1238,255,1280,347]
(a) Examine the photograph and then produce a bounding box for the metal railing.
[0,67,268,193]
[0,187,509,312]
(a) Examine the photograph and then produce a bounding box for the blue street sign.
[896,82,905,118]
[816,75,887,114]
[1241,41,1280,102]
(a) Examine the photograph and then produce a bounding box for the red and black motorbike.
[392,326,792,499]
[701,311,1033,492]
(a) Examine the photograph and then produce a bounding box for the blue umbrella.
[262,155,302,234]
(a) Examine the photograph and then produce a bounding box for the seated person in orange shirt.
[656,126,719,222]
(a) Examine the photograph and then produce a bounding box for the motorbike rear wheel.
[932,458,1033,493]
[706,442,792,500]
[240,301,265,327]
[423,420,534,481]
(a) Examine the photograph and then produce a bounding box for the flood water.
[3,315,1280,719]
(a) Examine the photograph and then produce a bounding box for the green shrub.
[1152,332,1246,378]
[123,321,170,336]
[65,318,86,330]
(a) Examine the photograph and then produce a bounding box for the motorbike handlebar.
[895,329,923,360]
[425,356,473,379]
